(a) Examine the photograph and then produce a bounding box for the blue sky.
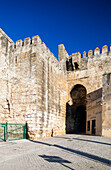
[1,0,111,59]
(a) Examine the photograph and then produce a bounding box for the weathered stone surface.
[0,28,110,138]
[102,73,111,137]
[66,47,111,137]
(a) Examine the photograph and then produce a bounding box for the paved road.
[0,134,111,170]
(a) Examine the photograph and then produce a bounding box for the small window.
[87,121,90,131]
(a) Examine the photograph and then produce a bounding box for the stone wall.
[86,88,102,136]
[0,29,13,122]
[0,29,67,139]
[0,28,111,138]
[102,73,111,137]
[66,45,111,136]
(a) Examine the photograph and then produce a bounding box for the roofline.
[0,28,14,43]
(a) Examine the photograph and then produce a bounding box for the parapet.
[24,37,31,46]
[16,40,23,48]
[0,28,110,68]
[94,47,100,55]
[67,44,111,72]
[72,52,81,65]
[14,34,59,65]
[70,45,110,60]
[102,45,108,54]
[83,51,87,58]
[7,35,42,50]
[0,29,59,66]
[32,35,42,44]
[88,50,93,57]
[16,38,31,48]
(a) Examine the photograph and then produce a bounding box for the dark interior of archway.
[66,84,86,134]
[74,106,86,134]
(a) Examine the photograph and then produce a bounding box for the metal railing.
[0,122,27,142]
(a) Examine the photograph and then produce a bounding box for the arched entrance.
[66,84,87,134]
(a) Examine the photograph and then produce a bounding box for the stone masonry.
[0,28,111,138]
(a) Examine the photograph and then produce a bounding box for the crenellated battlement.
[94,47,100,55]
[0,28,64,74]
[0,28,110,73]
[14,34,63,72]
[14,35,42,48]
[12,35,42,49]
[13,35,59,65]
[16,40,23,47]
[0,28,51,56]
[71,45,110,58]
[66,45,111,71]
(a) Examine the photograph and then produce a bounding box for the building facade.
[0,28,111,138]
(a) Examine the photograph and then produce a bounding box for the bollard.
[51,129,53,137]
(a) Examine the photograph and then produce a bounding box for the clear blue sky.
[1,0,111,59]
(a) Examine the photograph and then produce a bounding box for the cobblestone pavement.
[0,135,111,170]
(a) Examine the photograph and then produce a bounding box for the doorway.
[66,84,87,134]
[74,106,86,134]
[92,120,96,135]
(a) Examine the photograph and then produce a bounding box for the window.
[87,121,90,131]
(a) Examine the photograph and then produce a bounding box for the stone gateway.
[0,28,111,138]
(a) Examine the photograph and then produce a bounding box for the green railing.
[0,122,27,142]
[0,123,5,142]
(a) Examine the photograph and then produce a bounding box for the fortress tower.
[0,28,111,138]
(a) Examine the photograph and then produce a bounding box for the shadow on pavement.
[29,139,52,146]
[28,139,111,166]
[72,137,111,146]
[39,155,74,170]
[53,136,111,146]
[54,144,111,166]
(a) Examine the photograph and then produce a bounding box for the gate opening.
[66,84,87,134]
[74,106,86,134]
